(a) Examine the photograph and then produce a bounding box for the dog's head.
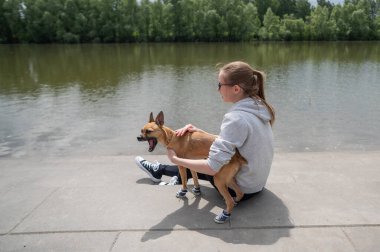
[137,111,165,152]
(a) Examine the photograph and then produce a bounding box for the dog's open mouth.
[137,136,158,152]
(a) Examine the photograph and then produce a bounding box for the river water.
[0,42,379,158]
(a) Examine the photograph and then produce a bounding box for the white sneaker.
[168,176,179,185]
[158,176,179,186]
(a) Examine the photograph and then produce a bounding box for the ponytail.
[252,70,265,101]
[251,70,276,126]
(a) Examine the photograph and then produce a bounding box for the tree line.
[1,0,379,43]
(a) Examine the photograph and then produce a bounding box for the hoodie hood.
[230,97,272,123]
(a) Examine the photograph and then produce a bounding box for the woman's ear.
[234,85,241,93]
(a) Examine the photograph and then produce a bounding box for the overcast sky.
[309,0,345,5]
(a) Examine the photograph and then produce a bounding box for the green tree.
[203,9,221,41]
[55,0,84,43]
[330,4,351,40]
[122,0,139,41]
[255,0,280,21]
[241,3,261,41]
[225,0,244,41]
[167,0,187,41]
[149,0,164,41]
[350,8,370,39]
[331,1,376,40]
[178,0,196,41]
[355,0,378,39]
[192,0,206,41]
[162,1,175,41]
[101,0,126,42]
[136,0,151,41]
[309,5,337,40]
[0,0,378,43]
[317,0,334,10]
[207,0,229,41]
[85,0,102,42]
[3,0,26,42]
[280,14,305,40]
[259,8,281,40]
[0,0,12,42]
[376,8,380,39]
[295,0,311,20]
[277,0,297,17]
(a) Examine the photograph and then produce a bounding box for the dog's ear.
[155,111,164,127]
[149,112,154,123]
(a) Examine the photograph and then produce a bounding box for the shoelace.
[141,160,159,171]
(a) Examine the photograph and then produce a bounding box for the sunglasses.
[218,82,235,90]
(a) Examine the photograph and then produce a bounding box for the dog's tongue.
[148,139,155,151]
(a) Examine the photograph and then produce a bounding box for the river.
[0,42,379,158]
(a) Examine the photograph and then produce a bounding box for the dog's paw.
[176,189,188,198]
[233,197,240,206]
[191,187,201,196]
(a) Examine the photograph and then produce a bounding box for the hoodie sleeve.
[207,112,248,172]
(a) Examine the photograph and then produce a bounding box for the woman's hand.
[175,124,198,136]
[167,148,178,163]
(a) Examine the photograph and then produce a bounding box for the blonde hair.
[220,61,275,125]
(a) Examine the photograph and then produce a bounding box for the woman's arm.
[167,148,217,176]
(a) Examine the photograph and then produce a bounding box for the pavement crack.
[5,223,380,236]
[6,187,61,235]
[341,228,360,252]
[109,231,121,252]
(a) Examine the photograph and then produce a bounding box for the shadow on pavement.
[141,187,291,245]
[136,178,157,185]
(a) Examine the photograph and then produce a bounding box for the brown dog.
[137,111,247,215]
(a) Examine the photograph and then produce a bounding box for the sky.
[309,0,345,5]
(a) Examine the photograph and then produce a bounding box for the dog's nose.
[137,135,147,141]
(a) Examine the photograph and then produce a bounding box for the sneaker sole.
[176,189,188,198]
[135,159,161,183]
[214,217,230,224]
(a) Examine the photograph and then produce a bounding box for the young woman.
[135,61,275,223]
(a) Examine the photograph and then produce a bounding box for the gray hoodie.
[207,97,274,194]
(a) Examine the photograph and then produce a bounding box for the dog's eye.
[145,129,152,134]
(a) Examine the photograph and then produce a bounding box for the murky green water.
[0,42,379,158]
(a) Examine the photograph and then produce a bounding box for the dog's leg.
[228,178,244,204]
[214,174,235,214]
[190,170,201,196]
[223,161,243,203]
[221,160,243,204]
[176,166,188,198]
[213,174,235,223]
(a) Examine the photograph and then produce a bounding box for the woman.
[135,61,275,223]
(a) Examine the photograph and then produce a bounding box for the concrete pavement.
[0,151,380,251]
